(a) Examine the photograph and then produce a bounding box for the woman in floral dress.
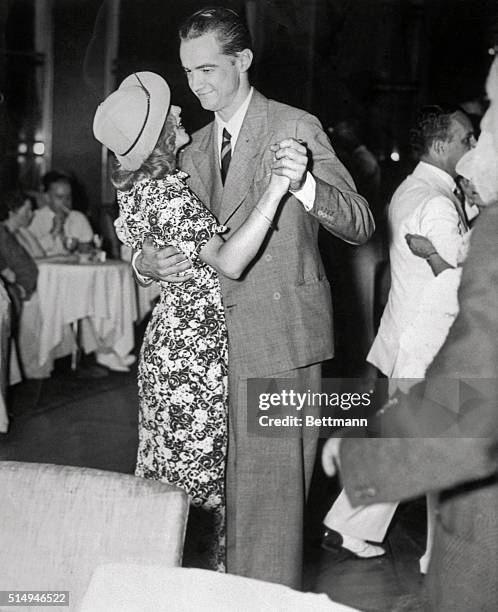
[93,72,291,570]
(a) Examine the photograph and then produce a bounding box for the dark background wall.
[117,0,245,132]
[51,0,106,215]
[1,0,498,210]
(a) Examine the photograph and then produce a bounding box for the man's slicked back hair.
[179,6,253,56]
[409,105,462,157]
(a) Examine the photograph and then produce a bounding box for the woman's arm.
[405,233,454,277]
[200,172,289,279]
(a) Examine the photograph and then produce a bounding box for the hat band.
[121,73,151,157]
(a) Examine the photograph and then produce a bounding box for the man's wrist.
[290,172,315,211]
[289,176,306,192]
[131,250,153,285]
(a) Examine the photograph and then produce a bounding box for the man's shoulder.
[68,209,88,221]
[29,205,53,231]
[394,167,451,206]
[267,97,308,118]
[264,96,317,131]
[191,120,214,141]
[33,206,53,219]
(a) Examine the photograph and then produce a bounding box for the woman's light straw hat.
[93,72,170,171]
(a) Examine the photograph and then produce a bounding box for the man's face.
[444,111,476,176]
[15,199,34,228]
[47,181,72,214]
[180,32,243,117]
[480,58,498,154]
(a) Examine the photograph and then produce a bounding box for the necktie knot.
[222,128,231,146]
[220,128,232,184]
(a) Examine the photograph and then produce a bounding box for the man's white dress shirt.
[29,207,93,256]
[368,161,469,378]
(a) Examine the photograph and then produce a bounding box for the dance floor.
[1,340,427,611]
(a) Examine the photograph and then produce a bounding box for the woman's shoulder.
[123,172,189,195]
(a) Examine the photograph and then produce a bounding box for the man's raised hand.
[270,138,308,191]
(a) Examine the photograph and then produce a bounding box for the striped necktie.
[453,186,470,229]
[220,128,232,184]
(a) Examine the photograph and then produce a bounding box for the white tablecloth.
[36,260,138,372]
[82,565,359,612]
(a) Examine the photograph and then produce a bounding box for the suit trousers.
[226,362,321,589]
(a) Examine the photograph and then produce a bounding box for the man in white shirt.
[29,171,94,256]
[322,56,498,611]
[133,7,374,588]
[323,105,475,559]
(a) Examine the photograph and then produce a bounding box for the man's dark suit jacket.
[340,204,498,611]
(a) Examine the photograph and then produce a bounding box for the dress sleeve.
[114,189,146,250]
[115,178,225,262]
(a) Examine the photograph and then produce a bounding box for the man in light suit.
[135,7,374,588]
[323,55,498,611]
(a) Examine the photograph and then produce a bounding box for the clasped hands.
[269,137,308,192]
[135,138,309,283]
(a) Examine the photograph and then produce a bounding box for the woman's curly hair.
[111,112,177,192]
[409,105,460,158]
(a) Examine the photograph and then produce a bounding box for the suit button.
[264,254,272,262]
[364,487,377,497]
[273,292,281,300]
[317,210,324,217]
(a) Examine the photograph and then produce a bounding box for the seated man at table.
[29,171,94,256]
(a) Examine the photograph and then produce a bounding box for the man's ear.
[431,138,447,157]
[237,48,253,73]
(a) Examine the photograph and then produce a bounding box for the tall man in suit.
[322,55,498,611]
[135,7,374,588]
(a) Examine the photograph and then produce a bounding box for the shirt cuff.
[290,172,316,211]
[131,250,153,286]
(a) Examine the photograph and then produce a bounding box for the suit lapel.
[219,91,271,225]
[187,124,223,216]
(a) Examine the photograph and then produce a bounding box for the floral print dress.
[115,172,228,571]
